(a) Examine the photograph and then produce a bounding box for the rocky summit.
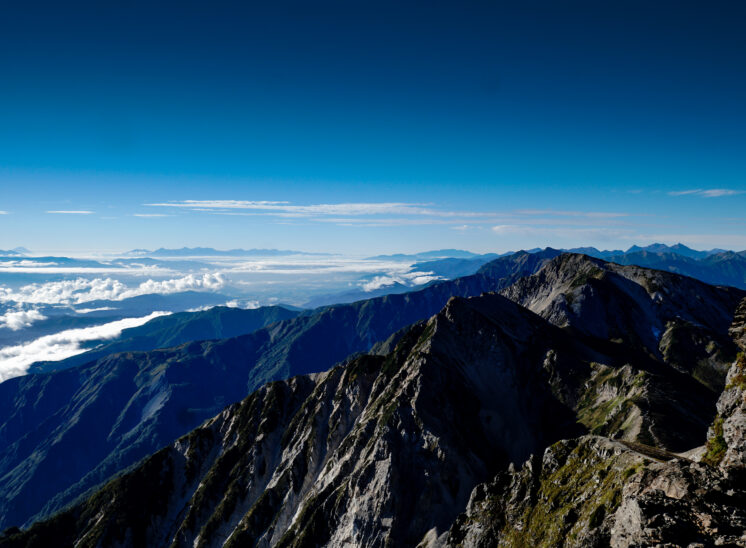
[2,253,746,547]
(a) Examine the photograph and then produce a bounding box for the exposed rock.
[702,299,746,470]
[439,435,746,548]
[610,457,746,547]
[501,255,743,385]
[441,436,646,548]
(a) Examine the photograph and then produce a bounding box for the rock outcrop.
[440,296,746,547]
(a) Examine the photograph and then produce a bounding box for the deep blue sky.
[1,1,745,254]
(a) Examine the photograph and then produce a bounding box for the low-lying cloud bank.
[0,309,48,331]
[0,273,225,306]
[0,311,171,382]
[360,271,442,292]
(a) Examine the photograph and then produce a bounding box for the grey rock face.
[700,297,746,471]
[439,434,746,548]
[714,359,746,470]
[501,254,743,379]
[610,458,746,547]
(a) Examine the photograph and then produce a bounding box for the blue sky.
[1,1,745,254]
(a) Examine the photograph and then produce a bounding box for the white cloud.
[145,200,495,219]
[408,274,441,286]
[492,224,632,242]
[143,200,642,230]
[0,211,8,214]
[75,307,116,314]
[668,189,744,198]
[0,262,170,275]
[46,210,94,214]
[0,309,47,330]
[361,276,400,292]
[360,270,441,292]
[0,273,225,306]
[0,260,59,268]
[224,299,260,309]
[0,311,171,381]
[133,213,172,218]
[492,224,521,235]
[514,209,628,218]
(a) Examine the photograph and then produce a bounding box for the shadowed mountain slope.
[27,305,301,374]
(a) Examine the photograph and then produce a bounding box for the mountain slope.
[501,253,743,393]
[0,293,592,547]
[5,286,744,547]
[441,297,746,547]
[0,249,561,529]
[26,305,300,374]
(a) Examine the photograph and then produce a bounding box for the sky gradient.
[1,1,745,254]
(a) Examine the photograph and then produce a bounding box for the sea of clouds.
[0,273,225,306]
[0,311,171,382]
[0,253,444,382]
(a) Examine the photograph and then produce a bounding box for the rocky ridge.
[2,255,746,546]
[439,296,746,547]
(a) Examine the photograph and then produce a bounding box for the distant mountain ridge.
[4,254,744,546]
[367,249,506,261]
[26,305,301,374]
[567,242,729,259]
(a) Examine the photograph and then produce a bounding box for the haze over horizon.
[1,1,745,254]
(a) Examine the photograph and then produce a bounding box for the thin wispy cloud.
[145,200,491,219]
[133,213,172,218]
[668,189,744,198]
[311,217,501,227]
[46,210,94,214]
[0,211,8,215]
[144,200,641,231]
[492,224,632,242]
[514,209,629,218]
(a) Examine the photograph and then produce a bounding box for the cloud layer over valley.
[0,311,171,381]
[0,273,225,306]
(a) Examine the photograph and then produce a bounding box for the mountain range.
[0,250,562,530]
[1,251,744,546]
[0,250,26,257]
[306,243,746,309]
[26,305,301,374]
